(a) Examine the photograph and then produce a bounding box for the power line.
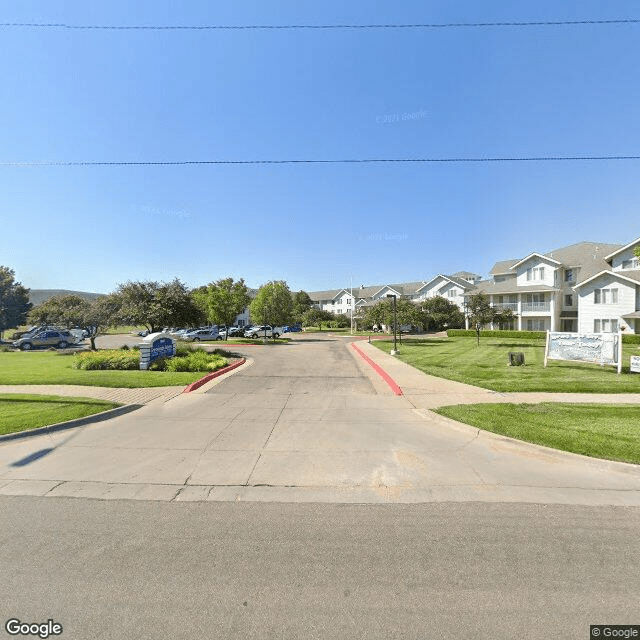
[1,18,639,31]
[1,156,640,167]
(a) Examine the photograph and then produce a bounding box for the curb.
[182,358,247,393]
[351,342,403,396]
[0,404,143,443]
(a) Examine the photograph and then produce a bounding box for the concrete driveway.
[1,333,639,505]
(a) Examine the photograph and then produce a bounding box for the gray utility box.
[508,352,525,366]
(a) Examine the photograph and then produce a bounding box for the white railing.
[522,302,550,313]
[492,302,518,312]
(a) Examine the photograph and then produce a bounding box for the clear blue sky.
[1,0,639,294]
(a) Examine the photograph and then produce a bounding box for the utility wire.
[1,156,640,167]
[1,19,639,31]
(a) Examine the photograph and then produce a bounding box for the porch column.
[517,294,522,331]
[549,296,556,331]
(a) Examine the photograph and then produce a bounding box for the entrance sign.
[544,331,622,374]
[139,332,176,370]
[631,355,640,374]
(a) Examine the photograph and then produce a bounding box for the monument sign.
[139,332,177,370]
[544,331,622,373]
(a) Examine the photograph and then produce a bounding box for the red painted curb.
[351,342,403,396]
[183,358,246,393]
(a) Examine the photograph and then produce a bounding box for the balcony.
[492,302,518,312]
[522,302,550,313]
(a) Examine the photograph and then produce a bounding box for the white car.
[244,325,283,339]
[182,328,221,342]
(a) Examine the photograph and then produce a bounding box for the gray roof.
[387,282,426,295]
[468,279,557,295]
[308,289,345,301]
[544,241,622,284]
[489,260,519,275]
[451,271,481,280]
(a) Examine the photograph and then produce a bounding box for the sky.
[1,0,639,294]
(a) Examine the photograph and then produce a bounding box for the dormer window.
[526,266,545,281]
[565,269,574,282]
[622,258,640,270]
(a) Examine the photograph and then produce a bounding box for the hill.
[29,289,104,307]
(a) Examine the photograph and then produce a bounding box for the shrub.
[73,349,140,370]
[622,334,640,345]
[161,352,227,373]
[447,329,546,339]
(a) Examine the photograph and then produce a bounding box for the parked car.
[227,326,243,336]
[283,324,302,333]
[244,325,282,339]
[13,330,79,351]
[182,328,221,342]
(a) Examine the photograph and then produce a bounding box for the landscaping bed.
[0,394,121,436]
[434,402,640,465]
[0,347,232,388]
[372,336,640,393]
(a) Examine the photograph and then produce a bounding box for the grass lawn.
[0,352,208,388]
[434,403,640,464]
[372,336,640,393]
[0,394,121,436]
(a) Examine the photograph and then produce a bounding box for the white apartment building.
[466,239,640,334]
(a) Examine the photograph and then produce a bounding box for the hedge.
[446,329,546,339]
[447,329,640,344]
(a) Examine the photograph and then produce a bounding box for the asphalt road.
[1,497,638,640]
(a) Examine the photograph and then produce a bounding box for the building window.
[448,289,456,297]
[565,269,574,282]
[594,319,619,333]
[526,318,546,330]
[622,258,640,270]
[565,294,573,307]
[526,267,545,281]
[594,288,618,304]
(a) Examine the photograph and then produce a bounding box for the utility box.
[508,352,525,366]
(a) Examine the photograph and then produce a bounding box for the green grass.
[0,351,208,388]
[434,402,640,464]
[0,394,121,435]
[101,325,148,335]
[372,336,640,393]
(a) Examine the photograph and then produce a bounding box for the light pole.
[387,294,397,355]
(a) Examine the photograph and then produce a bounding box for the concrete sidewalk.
[354,340,640,409]
[0,384,185,405]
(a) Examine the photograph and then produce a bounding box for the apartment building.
[466,239,640,334]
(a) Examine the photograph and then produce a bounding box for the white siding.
[515,257,558,287]
[577,274,637,333]
[611,244,640,271]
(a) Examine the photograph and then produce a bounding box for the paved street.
[0,497,638,640]
[0,333,639,505]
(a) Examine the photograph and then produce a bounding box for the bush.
[622,334,640,345]
[447,329,546,339]
[157,352,227,372]
[73,349,140,370]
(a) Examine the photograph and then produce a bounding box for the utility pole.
[387,294,398,355]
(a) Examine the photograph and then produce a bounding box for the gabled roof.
[489,259,519,275]
[573,269,640,289]
[417,274,474,293]
[371,284,403,298]
[603,237,640,262]
[308,288,347,301]
[468,280,557,295]
[511,252,562,269]
[387,281,426,295]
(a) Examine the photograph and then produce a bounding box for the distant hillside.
[29,289,104,307]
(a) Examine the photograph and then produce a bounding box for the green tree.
[416,296,465,332]
[292,290,314,323]
[466,293,515,345]
[115,279,205,334]
[249,281,294,338]
[363,298,417,332]
[192,277,251,340]
[29,294,121,350]
[635,245,640,260]
[301,307,334,330]
[0,266,31,340]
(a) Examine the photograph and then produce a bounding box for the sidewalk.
[0,384,185,405]
[354,341,640,409]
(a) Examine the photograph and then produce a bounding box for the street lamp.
[386,294,398,355]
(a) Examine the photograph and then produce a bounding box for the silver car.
[13,330,78,351]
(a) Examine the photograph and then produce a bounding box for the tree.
[29,294,121,350]
[302,307,333,330]
[466,293,515,345]
[115,279,205,334]
[0,266,32,340]
[635,246,640,260]
[292,291,314,323]
[363,297,417,332]
[416,296,465,332]
[249,281,294,338]
[192,278,251,340]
